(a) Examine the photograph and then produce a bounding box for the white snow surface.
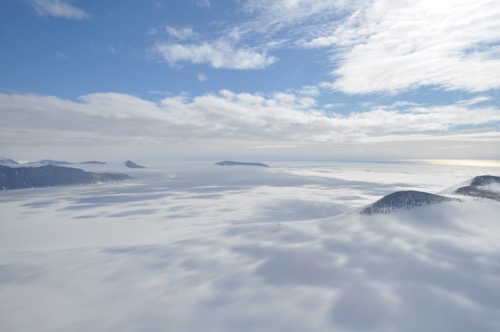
[1,161,500,331]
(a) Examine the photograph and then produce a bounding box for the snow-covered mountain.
[0,164,132,190]
[360,190,457,215]
[0,156,19,165]
[361,175,500,215]
[124,160,146,168]
[455,175,500,201]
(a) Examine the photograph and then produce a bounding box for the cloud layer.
[2,163,500,331]
[1,91,499,160]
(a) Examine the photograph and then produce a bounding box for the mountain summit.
[361,190,456,215]
[124,160,146,168]
[455,175,500,202]
[361,174,500,215]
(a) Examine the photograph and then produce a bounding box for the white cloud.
[456,96,493,106]
[31,0,89,20]
[147,1,354,71]
[300,36,339,49]
[321,0,500,93]
[296,85,320,97]
[230,0,500,94]
[1,91,499,159]
[197,73,207,82]
[145,1,500,92]
[165,26,195,40]
[151,40,277,69]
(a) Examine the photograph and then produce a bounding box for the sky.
[0,0,499,162]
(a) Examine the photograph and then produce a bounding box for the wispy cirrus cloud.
[241,0,358,37]
[147,1,356,71]
[182,0,500,94]
[303,0,500,94]
[31,0,89,20]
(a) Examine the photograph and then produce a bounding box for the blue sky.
[1,0,499,162]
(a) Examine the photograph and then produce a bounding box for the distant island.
[81,161,107,165]
[36,159,72,165]
[124,160,146,168]
[215,161,269,167]
[0,165,132,190]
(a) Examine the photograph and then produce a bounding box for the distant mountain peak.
[81,161,107,165]
[0,156,19,165]
[124,160,146,168]
[470,175,500,187]
[361,190,456,215]
[215,161,269,167]
[455,175,500,202]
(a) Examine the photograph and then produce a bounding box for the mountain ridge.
[454,175,500,202]
[361,175,500,215]
[0,165,132,190]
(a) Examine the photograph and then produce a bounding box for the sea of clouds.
[1,162,499,331]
